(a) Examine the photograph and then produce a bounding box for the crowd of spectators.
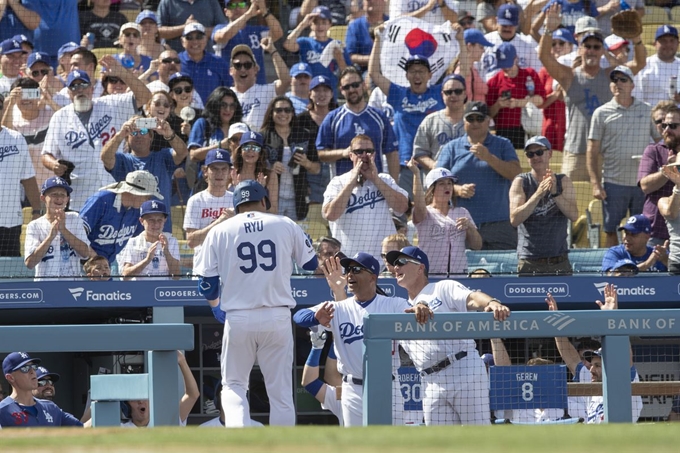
[0,0,679,279]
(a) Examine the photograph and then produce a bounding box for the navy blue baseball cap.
[464,29,493,47]
[525,135,552,151]
[0,39,23,55]
[140,200,168,217]
[58,42,80,60]
[41,176,73,195]
[404,54,431,72]
[442,74,466,89]
[168,72,193,89]
[27,51,50,69]
[36,366,60,383]
[312,6,332,21]
[497,4,520,26]
[496,42,517,69]
[136,10,158,24]
[310,75,332,91]
[205,148,232,166]
[12,34,32,48]
[580,32,604,45]
[290,62,312,77]
[3,352,41,376]
[340,252,380,276]
[386,246,430,273]
[481,353,495,367]
[655,25,678,42]
[610,259,639,274]
[233,180,271,213]
[618,214,652,235]
[582,348,603,361]
[239,131,263,147]
[67,70,91,87]
[552,28,577,46]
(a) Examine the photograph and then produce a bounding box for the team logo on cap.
[54,177,66,185]
[665,26,671,34]
[472,105,479,111]
[499,51,506,60]
[505,9,512,18]
[151,201,159,209]
[19,352,29,359]
[73,71,82,78]
[319,76,326,83]
[215,150,224,159]
[35,54,42,60]
[12,40,20,48]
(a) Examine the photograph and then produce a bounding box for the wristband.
[263,11,271,18]
[271,49,279,56]
[163,133,176,141]
[489,298,502,304]
[635,41,643,46]
[673,187,680,195]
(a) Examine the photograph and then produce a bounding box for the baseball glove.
[611,10,642,40]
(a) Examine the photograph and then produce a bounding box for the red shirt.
[486,67,545,128]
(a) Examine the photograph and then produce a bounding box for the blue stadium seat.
[0,257,35,280]
[465,250,518,275]
[569,248,608,274]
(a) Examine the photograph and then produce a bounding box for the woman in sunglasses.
[102,74,128,96]
[114,22,152,74]
[408,161,482,276]
[187,86,243,194]
[260,96,320,220]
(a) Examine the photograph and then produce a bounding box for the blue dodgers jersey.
[316,105,398,176]
[436,133,518,224]
[212,23,269,86]
[179,51,230,108]
[79,191,143,263]
[387,83,445,164]
[0,397,82,427]
[297,37,351,98]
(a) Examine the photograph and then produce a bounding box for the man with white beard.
[41,55,151,211]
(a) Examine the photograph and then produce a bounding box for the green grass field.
[0,424,676,452]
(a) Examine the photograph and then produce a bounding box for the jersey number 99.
[237,240,277,273]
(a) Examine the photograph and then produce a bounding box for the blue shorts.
[603,183,645,233]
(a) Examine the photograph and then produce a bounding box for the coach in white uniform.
[41,56,152,211]
[293,252,432,426]
[386,246,510,425]
[194,175,318,427]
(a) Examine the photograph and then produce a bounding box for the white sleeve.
[24,220,42,259]
[66,214,91,258]
[167,236,180,260]
[42,112,63,157]
[290,220,316,267]
[443,280,473,312]
[322,176,343,209]
[378,174,408,215]
[117,240,134,266]
[183,196,201,230]
[18,138,35,180]
[193,228,219,277]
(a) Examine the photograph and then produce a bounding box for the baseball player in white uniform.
[41,56,151,210]
[194,174,318,427]
[183,148,235,269]
[546,287,642,423]
[293,252,432,427]
[386,246,511,425]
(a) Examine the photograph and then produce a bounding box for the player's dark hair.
[260,95,297,132]
[10,77,39,91]
[72,48,98,69]
[201,86,243,142]
[339,66,362,85]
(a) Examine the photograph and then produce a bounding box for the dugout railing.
[362,310,680,425]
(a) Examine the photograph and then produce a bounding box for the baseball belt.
[420,351,468,376]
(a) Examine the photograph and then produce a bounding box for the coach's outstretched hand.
[315,302,335,327]
[405,303,434,324]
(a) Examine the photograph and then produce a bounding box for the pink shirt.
[456,65,488,102]
[415,205,475,275]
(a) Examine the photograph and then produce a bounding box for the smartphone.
[22,88,40,100]
[288,147,305,168]
[135,117,157,129]
[501,90,511,100]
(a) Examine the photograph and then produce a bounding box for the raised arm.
[284,12,314,53]
[100,55,152,108]
[408,158,427,225]
[490,338,512,366]
[546,292,581,375]
[625,36,647,76]
[101,118,133,170]
[538,4,574,92]
[177,351,200,423]
[262,37,290,96]
[368,25,391,96]
[658,165,680,220]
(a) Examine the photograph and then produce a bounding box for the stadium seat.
[122,7,142,24]
[586,199,605,248]
[572,181,593,220]
[465,250,518,275]
[328,25,348,43]
[0,257,34,280]
[671,6,680,23]
[642,24,659,46]
[643,6,670,24]
[93,47,119,64]
[569,248,607,273]
[171,205,186,240]
[177,240,194,277]
[22,207,32,225]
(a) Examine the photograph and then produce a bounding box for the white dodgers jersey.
[311,295,411,378]
[400,280,477,371]
[194,211,315,311]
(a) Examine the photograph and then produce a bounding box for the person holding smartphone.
[260,96,320,220]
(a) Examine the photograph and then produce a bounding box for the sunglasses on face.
[394,257,421,267]
[465,115,485,123]
[227,1,248,8]
[341,81,362,91]
[274,107,293,114]
[525,149,546,158]
[38,379,54,387]
[68,82,91,91]
[611,76,630,84]
[443,88,465,96]
[351,148,375,156]
[131,128,150,136]
[233,61,254,71]
[343,265,367,275]
[185,33,205,41]
[107,76,125,85]
[124,32,140,38]
[172,85,193,95]
[161,57,180,64]
[220,101,237,110]
[153,101,170,108]
[655,118,665,125]
[663,123,680,130]
[31,68,49,78]
[241,144,261,153]
[18,364,38,373]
